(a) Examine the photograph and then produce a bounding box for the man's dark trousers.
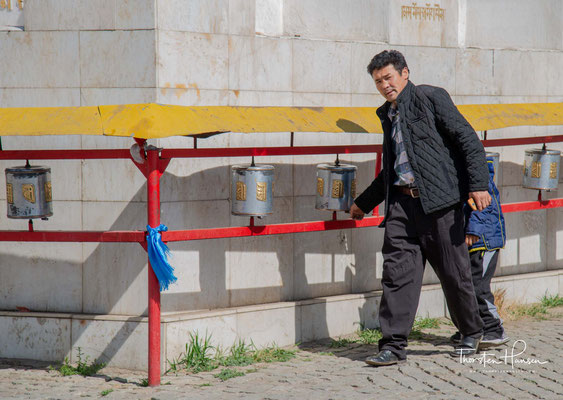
[378,189,484,359]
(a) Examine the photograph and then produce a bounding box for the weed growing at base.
[57,348,105,377]
[166,331,296,376]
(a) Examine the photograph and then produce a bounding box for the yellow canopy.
[0,103,561,138]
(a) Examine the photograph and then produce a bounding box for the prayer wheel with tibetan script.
[5,165,53,219]
[315,163,357,211]
[231,164,274,216]
[522,148,560,191]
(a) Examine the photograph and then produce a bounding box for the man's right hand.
[349,203,365,220]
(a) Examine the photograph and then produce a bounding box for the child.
[451,157,508,348]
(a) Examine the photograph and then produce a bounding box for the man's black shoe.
[365,350,406,366]
[450,331,461,344]
[450,335,481,357]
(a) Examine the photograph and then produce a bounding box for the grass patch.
[252,346,296,363]
[329,338,357,348]
[540,293,563,308]
[412,317,440,330]
[167,334,296,375]
[408,317,440,341]
[198,383,212,387]
[139,378,149,387]
[214,368,245,381]
[356,328,382,345]
[318,352,334,356]
[100,389,113,397]
[58,348,105,377]
[494,289,562,321]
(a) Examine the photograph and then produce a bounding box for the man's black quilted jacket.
[354,80,489,223]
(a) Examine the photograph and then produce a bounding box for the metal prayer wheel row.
[230,162,357,216]
[5,165,53,219]
[4,149,561,220]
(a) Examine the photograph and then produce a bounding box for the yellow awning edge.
[1,102,562,138]
[0,106,103,136]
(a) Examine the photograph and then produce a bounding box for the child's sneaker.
[479,332,510,349]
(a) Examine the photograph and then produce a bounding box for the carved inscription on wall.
[401,3,445,21]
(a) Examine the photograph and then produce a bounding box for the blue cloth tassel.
[146,224,177,291]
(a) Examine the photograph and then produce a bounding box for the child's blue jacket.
[465,158,506,253]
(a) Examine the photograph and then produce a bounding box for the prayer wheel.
[5,165,53,219]
[315,163,357,211]
[522,148,561,191]
[231,164,274,216]
[485,151,500,186]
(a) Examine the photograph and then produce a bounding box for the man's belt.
[395,185,420,198]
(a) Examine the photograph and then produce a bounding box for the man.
[349,50,491,365]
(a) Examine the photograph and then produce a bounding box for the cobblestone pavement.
[1,313,561,400]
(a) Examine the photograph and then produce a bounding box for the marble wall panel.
[0,316,71,361]
[283,0,388,42]
[116,0,156,30]
[82,159,146,202]
[160,200,231,312]
[455,49,499,96]
[229,36,292,92]
[157,0,228,33]
[80,30,156,88]
[0,88,79,107]
[0,31,79,88]
[71,318,149,369]
[25,0,115,31]
[0,241,83,313]
[229,0,255,35]
[157,31,228,91]
[465,0,562,50]
[237,305,297,347]
[255,0,283,37]
[493,50,549,97]
[292,39,351,94]
[227,197,293,306]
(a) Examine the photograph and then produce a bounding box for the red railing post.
[147,148,161,387]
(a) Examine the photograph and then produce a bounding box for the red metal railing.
[1,133,563,386]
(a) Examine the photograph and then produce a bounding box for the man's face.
[371,64,409,103]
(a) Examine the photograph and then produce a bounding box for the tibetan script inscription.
[550,162,558,179]
[45,181,52,202]
[531,162,541,178]
[236,181,247,201]
[256,182,267,202]
[317,178,324,196]
[6,183,13,204]
[332,180,344,198]
[22,183,35,203]
[402,3,445,21]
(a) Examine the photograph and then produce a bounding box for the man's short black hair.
[367,50,409,76]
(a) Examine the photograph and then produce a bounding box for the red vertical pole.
[373,149,383,216]
[147,149,161,386]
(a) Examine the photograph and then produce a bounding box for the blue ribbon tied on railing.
[146,224,177,291]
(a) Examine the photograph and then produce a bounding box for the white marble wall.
[1,0,562,328]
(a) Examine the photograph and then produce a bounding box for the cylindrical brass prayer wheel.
[231,164,274,216]
[522,148,561,191]
[5,165,53,219]
[315,163,357,211]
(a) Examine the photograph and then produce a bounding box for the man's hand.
[349,203,365,220]
[465,234,479,246]
[468,190,491,211]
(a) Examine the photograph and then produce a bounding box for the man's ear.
[401,67,409,80]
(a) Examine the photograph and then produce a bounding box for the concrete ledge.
[1,269,561,370]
